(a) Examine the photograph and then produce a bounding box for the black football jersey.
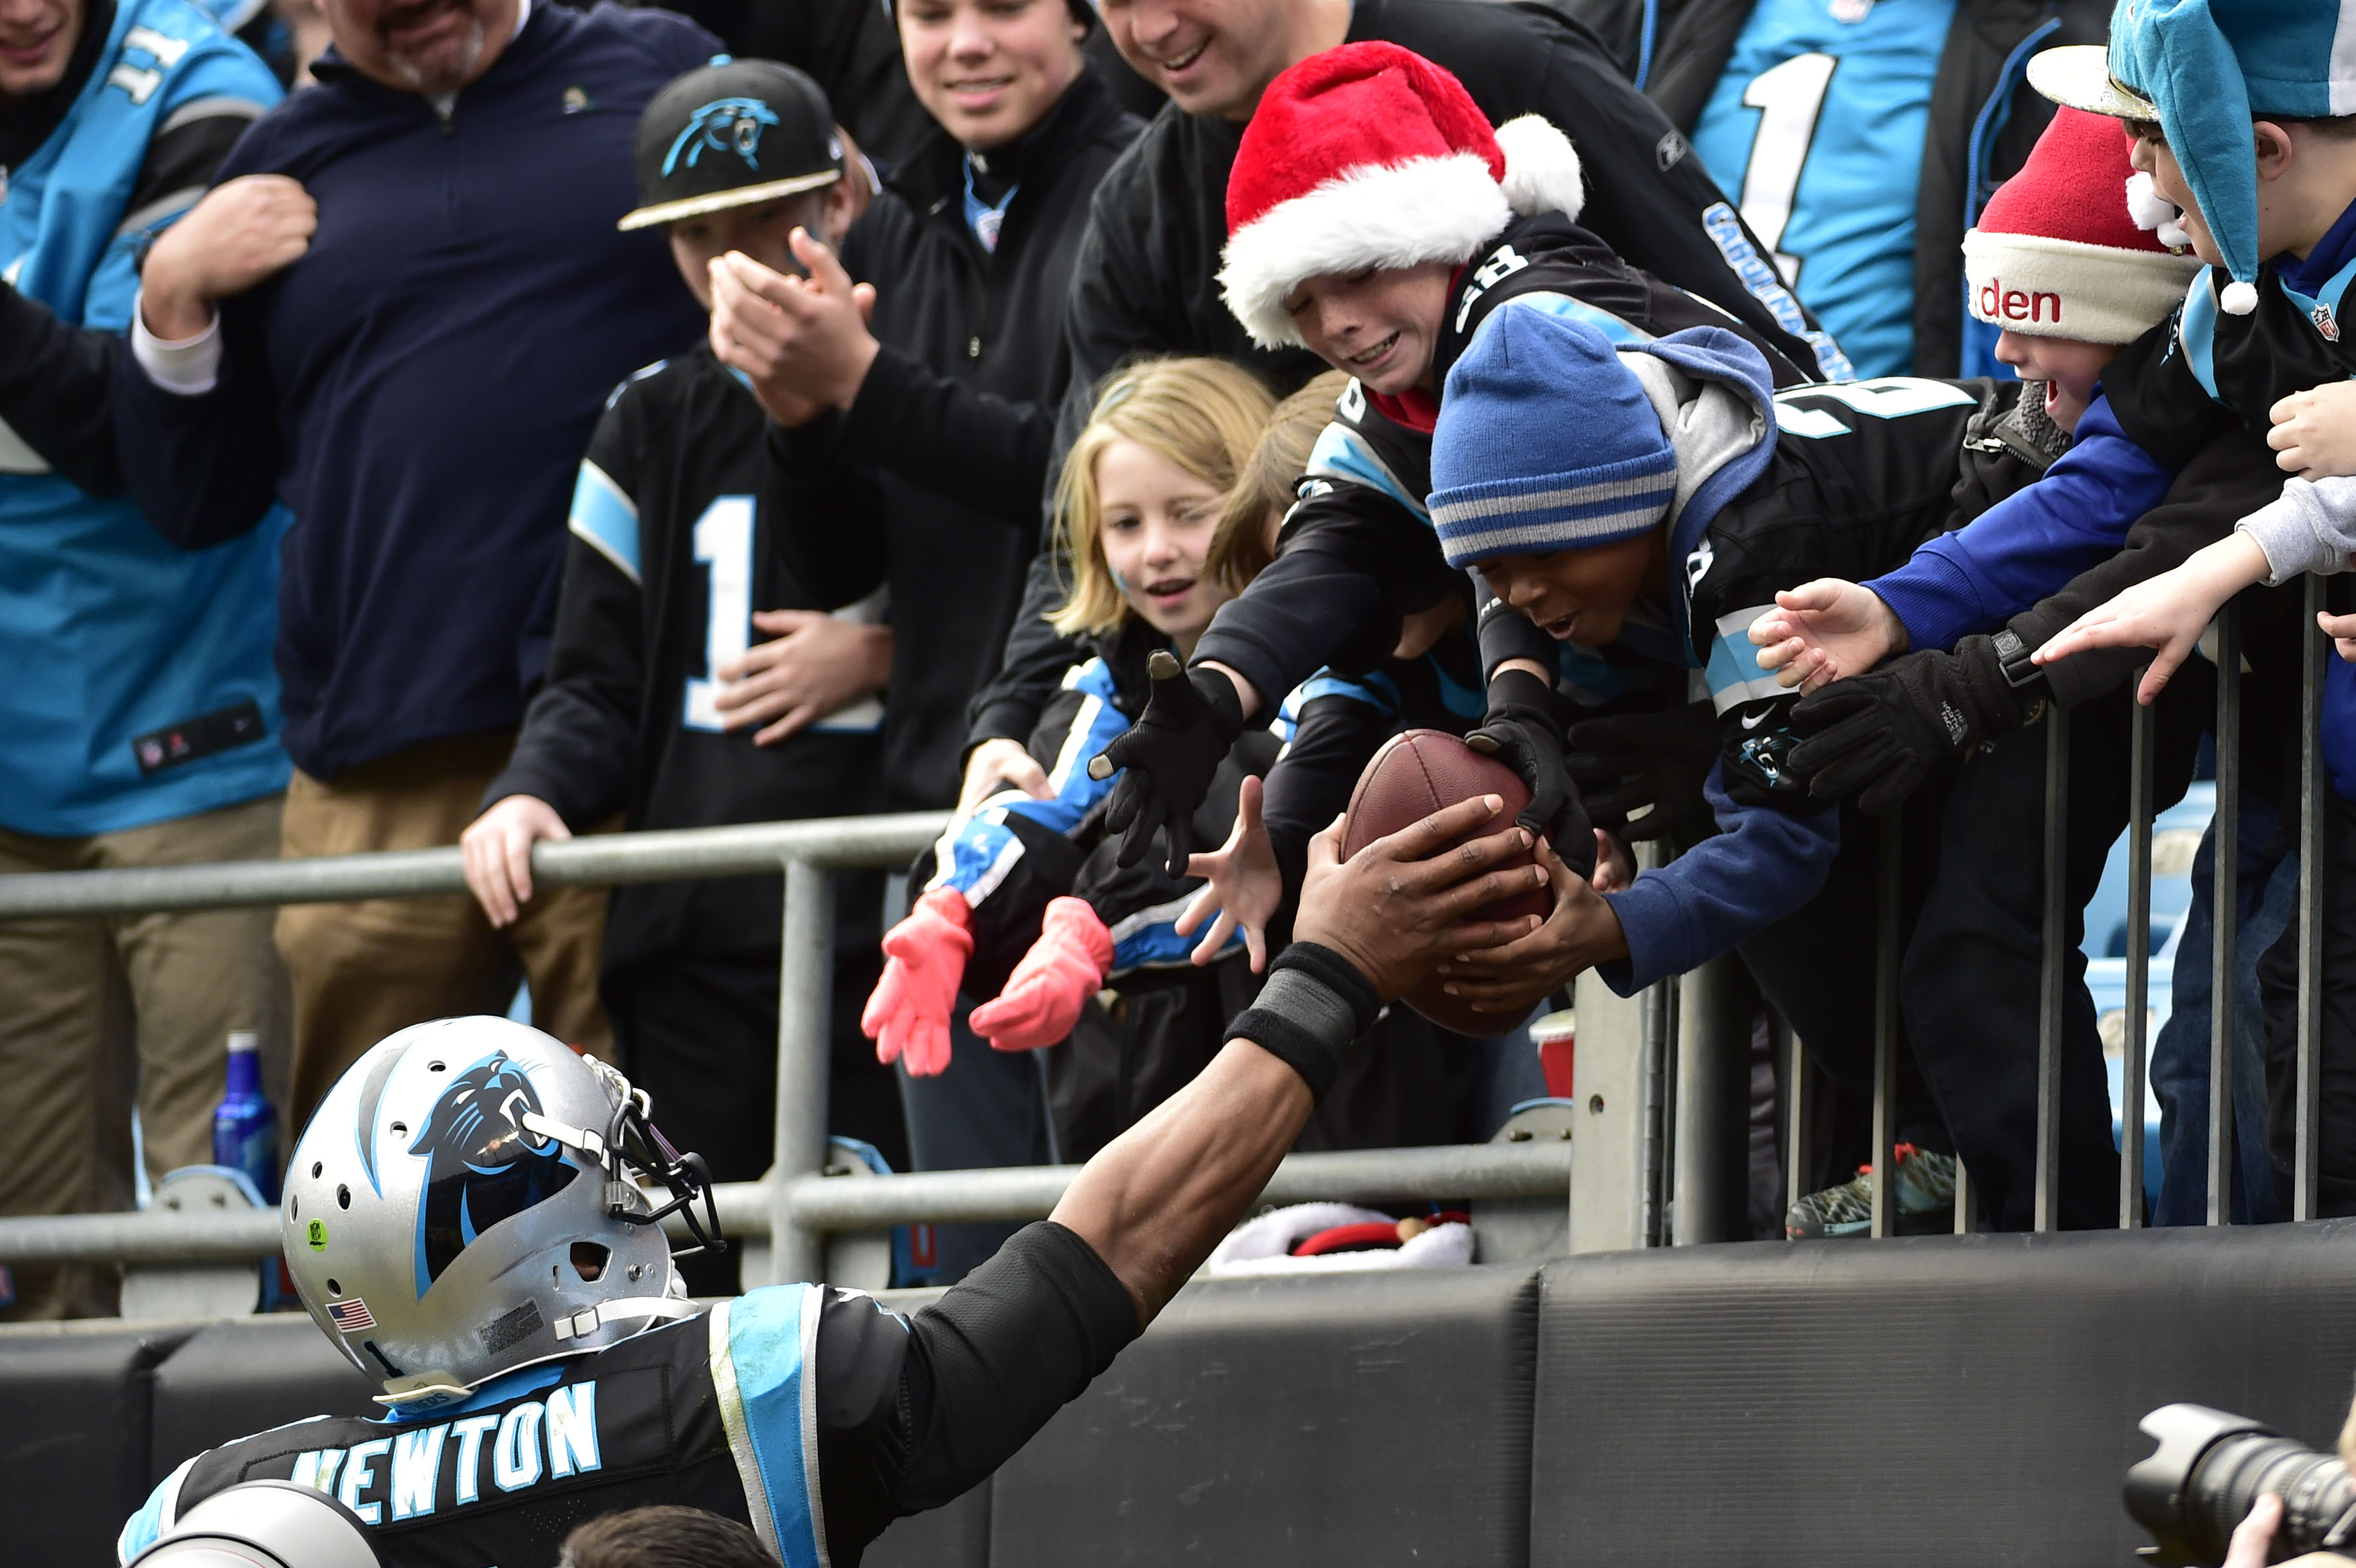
[488,346,889,969]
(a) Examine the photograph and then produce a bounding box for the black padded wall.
[151,1316,378,1480]
[1530,1223,2356,1568]
[0,1325,193,1568]
[866,1484,990,1568]
[990,1264,1542,1567]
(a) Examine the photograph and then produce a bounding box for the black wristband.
[1223,941,1380,1104]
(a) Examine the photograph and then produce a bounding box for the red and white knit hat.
[1217,42,1587,351]
[1962,106,2201,345]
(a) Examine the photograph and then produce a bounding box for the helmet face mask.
[281,1018,715,1411]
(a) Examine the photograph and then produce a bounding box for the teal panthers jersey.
[1691,0,1958,378]
[0,0,287,834]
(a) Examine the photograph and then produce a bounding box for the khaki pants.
[277,731,613,1137]
[0,793,292,1320]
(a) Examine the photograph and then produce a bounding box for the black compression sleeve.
[817,1221,1139,1565]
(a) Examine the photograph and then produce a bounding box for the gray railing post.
[1673,953,1754,1245]
[2034,701,2070,1233]
[768,857,834,1287]
[2123,674,2156,1228]
[1869,811,1902,1239]
[2296,579,2327,1221]
[2208,601,2242,1226]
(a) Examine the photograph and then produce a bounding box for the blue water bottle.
[212,1030,280,1204]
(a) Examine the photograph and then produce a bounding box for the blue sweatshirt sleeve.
[1863,395,2179,653]
[1593,763,1840,995]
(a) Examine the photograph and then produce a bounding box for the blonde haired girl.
[863,358,1276,1085]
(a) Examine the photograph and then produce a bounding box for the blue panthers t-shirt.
[1691,0,1957,378]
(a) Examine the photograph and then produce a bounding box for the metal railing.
[0,813,1574,1289]
[1664,595,2332,1239]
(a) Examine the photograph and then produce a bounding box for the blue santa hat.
[1427,310,1677,569]
[2030,3,2356,316]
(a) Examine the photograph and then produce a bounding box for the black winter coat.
[773,71,1140,809]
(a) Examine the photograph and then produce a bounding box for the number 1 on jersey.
[683,495,755,732]
[1734,51,1836,293]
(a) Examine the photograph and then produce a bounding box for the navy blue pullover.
[113,1,713,779]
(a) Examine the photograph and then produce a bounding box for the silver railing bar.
[2034,702,2070,1233]
[1869,811,1902,1239]
[0,813,952,920]
[2122,670,2155,1229]
[1780,1016,1808,1221]
[2296,580,2328,1222]
[0,1142,1574,1267]
[2208,601,2242,1226]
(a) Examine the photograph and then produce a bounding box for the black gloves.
[1092,650,1245,876]
[1563,702,1718,843]
[1466,667,1595,879]
[1787,634,2031,815]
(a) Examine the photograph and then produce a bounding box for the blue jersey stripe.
[568,461,642,584]
[710,1287,826,1568]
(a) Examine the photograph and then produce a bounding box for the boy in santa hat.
[1085,39,1829,886]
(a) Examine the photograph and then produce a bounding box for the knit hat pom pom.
[2219,279,2258,314]
[1495,115,1585,224]
[2123,171,2191,251]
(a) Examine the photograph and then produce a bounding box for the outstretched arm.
[1052,793,1545,1324]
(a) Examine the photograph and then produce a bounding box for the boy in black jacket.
[461,62,902,1292]
[1091,41,1824,878]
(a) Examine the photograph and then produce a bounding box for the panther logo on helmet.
[408,1052,578,1294]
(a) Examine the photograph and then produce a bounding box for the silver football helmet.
[281,1017,723,1413]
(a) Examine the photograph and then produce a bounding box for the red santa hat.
[1962,106,2202,345]
[1217,42,1587,351]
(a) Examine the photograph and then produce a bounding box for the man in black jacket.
[708,0,1140,1279]
[960,0,1844,807]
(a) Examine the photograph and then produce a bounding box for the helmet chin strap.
[550,1294,700,1343]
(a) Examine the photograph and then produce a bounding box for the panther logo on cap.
[665,96,783,177]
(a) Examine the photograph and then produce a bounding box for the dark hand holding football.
[1340,730,1555,1036]
[1093,651,1246,876]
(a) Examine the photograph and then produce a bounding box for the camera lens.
[2186,1432,2355,1563]
[2128,1404,2356,1566]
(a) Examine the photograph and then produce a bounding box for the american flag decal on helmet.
[328,1296,377,1332]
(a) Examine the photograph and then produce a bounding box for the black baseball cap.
[618,57,842,232]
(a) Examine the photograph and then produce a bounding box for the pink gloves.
[863,887,973,1077]
[967,897,1114,1052]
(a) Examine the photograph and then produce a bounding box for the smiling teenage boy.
[1089,41,1826,879]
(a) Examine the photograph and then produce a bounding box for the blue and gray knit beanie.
[1428,309,1677,569]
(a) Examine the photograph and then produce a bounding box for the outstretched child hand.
[2032,534,2271,704]
[862,888,973,1077]
[2270,382,2356,480]
[968,897,1115,1052]
[1749,580,1906,690]
[1174,774,1280,972]
[2321,609,2356,663]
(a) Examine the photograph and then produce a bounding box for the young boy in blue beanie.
[1426,307,1995,1225]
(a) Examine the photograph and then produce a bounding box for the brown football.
[1339,730,1551,1038]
